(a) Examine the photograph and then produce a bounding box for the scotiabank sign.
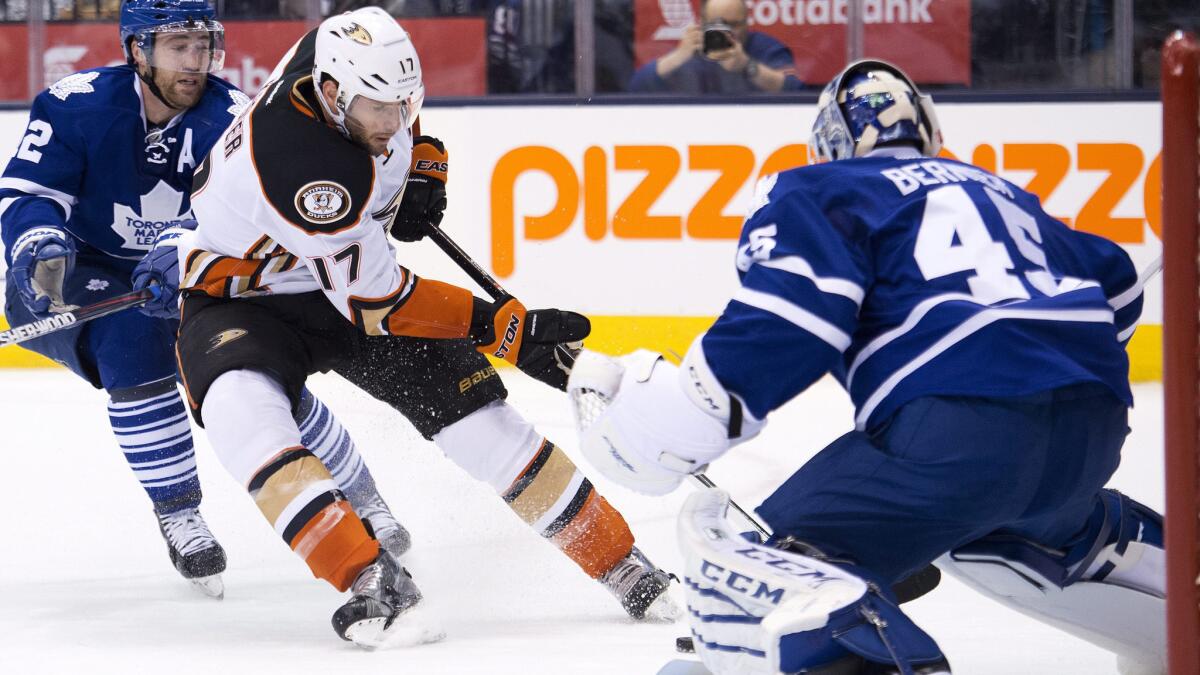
[635,0,970,85]
[0,18,485,101]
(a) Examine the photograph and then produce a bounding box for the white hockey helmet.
[313,7,425,137]
[809,59,942,163]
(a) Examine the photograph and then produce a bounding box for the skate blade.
[345,604,445,650]
[189,574,224,600]
[656,660,713,675]
[639,591,683,623]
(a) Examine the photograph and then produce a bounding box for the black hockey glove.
[390,135,448,242]
[469,295,591,391]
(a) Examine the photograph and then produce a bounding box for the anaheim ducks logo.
[295,181,352,224]
[340,22,372,45]
[206,328,248,354]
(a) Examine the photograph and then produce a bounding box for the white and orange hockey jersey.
[181,28,473,339]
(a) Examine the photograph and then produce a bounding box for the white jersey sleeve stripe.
[854,306,1115,430]
[1108,278,1146,312]
[0,176,78,221]
[757,255,866,306]
[732,287,852,352]
[847,291,978,387]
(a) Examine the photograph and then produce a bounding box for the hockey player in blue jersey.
[568,60,1165,674]
[0,0,410,596]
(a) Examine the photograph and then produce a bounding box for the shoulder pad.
[42,67,133,108]
[249,91,373,234]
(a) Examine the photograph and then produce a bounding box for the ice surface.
[0,369,1164,674]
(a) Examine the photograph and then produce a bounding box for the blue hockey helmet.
[119,0,224,72]
[809,59,941,164]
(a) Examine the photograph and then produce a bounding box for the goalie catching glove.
[469,294,590,391]
[566,344,764,496]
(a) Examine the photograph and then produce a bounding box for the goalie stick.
[422,224,774,535]
[0,288,155,348]
[422,224,941,614]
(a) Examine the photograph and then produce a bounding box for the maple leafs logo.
[227,90,251,116]
[110,181,193,251]
[49,72,100,101]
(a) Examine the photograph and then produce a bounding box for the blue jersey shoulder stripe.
[731,287,853,351]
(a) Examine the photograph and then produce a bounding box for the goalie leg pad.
[680,489,947,675]
[937,489,1164,670]
[204,370,378,591]
[435,400,635,579]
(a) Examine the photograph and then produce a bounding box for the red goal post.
[1162,30,1200,675]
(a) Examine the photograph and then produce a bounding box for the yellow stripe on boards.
[0,313,1161,384]
[1126,324,1161,383]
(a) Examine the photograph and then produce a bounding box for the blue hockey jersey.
[702,152,1141,432]
[0,66,247,271]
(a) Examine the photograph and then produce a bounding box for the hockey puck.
[676,636,695,653]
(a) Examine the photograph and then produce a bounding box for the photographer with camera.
[629,0,802,94]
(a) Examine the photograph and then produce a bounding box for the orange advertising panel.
[0,17,485,101]
[635,0,971,85]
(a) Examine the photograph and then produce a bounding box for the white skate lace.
[158,509,217,558]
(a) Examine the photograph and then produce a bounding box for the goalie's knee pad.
[679,489,949,675]
[937,490,1164,671]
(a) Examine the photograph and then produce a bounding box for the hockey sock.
[108,377,200,514]
[295,388,380,509]
[434,401,636,579]
[249,446,379,592]
[503,440,635,579]
[203,370,379,591]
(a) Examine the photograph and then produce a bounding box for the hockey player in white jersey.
[568,60,1165,674]
[0,0,411,597]
[143,7,677,647]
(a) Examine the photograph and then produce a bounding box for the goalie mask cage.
[1163,30,1200,675]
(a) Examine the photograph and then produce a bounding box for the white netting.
[569,387,610,433]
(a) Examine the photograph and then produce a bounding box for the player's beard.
[154,70,207,110]
[344,116,391,157]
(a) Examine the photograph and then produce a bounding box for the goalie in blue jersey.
[0,0,410,597]
[569,60,1165,674]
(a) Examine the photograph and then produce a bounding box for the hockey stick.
[0,288,155,348]
[424,224,508,300]
[423,225,767,531]
[423,225,942,609]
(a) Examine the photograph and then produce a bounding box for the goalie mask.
[120,0,225,74]
[809,59,942,164]
[313,7,425,149]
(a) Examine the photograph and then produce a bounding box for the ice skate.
[156,508,226,599]
[331,551,444,649]
[600,546,681,621]
[357,492,412,559]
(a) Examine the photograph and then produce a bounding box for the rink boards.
[0,101,1164,380]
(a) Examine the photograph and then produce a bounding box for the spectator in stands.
[630,0,801,94]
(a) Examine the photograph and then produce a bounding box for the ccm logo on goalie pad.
[697,547,843,604]
[493,313,521,359]
[698,558,787,605]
